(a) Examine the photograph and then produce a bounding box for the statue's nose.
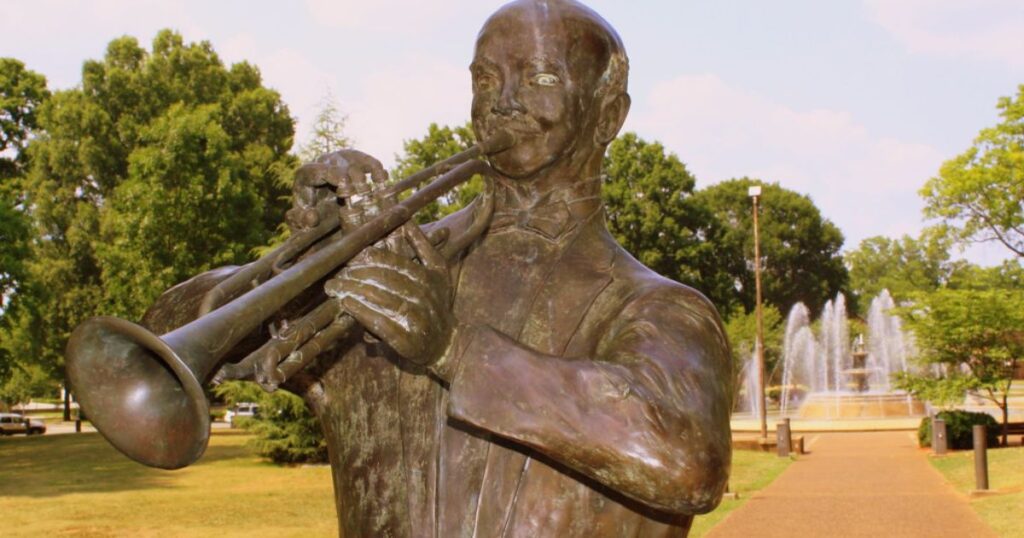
[493,78,526,116]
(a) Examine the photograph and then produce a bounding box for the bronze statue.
[66,1,732,536]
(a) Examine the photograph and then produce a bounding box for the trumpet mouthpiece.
[479,130,516,155]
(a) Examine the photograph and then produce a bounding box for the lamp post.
[749,185,767,440]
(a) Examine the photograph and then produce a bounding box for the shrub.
[213,381,327,464]
[918,410,999,449]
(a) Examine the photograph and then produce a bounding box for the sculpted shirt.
[311,188,732,537]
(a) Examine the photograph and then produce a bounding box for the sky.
[2,0,1022,265]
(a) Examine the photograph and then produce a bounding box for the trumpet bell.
[66,317,210,470]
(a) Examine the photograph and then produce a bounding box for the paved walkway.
[709,431,997,538]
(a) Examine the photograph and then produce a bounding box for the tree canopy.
[4,30,296,387]
[692,178,849,316]
[0,58,48,305]
[845,228,953,307]
[921,84,1024,257]
[1,58,49,180]
[297,90,351,162]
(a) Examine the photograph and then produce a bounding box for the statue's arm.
[445,288,733,515]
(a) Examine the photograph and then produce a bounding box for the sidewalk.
[709,431,996,538]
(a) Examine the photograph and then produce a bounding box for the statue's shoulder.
[595,227,724,330]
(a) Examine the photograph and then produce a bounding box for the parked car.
[0,413,46,435]
[225,403,260,428]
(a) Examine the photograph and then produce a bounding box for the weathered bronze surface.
[65,1,732,536]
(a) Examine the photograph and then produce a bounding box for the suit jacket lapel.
[519,213,616,358]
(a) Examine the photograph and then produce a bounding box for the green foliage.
[846,228,954,308]
[95,102,276,317]
[894,370,978,408]
[213,381,327,464]
[921,84,1024,257]
[5,31,296,384]
[0,58,49,179]
[297,91,351,162]
[724,305,784,388]
[603,133,733,310]
[692,178,849,316]
[0,361,53,410]
[0,184,30,307]
[946,259,1024,291]
[0,58,48,312]
[901,289,1024,375]
[918,410,998,450]
[391,122,482,223]
[898,288,1024,444]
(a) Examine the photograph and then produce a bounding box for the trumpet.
[65,131,514,470]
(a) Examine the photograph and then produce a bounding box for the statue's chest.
[453,230,563,337]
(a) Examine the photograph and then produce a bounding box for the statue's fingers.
[351,248,431,283]
[337,279,418,312]
[347,162,368,188]
[342,264,422,292]
[365,155,388,184]
[338,296,411,352]
[339,267,427,305]
[403,223,446,273]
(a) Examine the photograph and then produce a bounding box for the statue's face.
[471,8,604,179]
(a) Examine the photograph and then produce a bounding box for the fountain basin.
[798,392,926,419]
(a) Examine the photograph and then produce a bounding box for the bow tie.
[490,201,576,240]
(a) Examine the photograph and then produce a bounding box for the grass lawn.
[930,445,1024,538]
[2,431,790,537]
[688,449,793,537]
[0,431,336,537]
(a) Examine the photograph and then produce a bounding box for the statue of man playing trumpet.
[68,1,732,536]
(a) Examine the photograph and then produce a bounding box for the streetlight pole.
[749,185,767,440]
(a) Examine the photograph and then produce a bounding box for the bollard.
[933,417,947,455]
[776,419,792,457]
[973,425,989,491]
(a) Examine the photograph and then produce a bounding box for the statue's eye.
[534,73,560,87]
[475,73,498,90]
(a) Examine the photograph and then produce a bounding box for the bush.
[918,410,999,449]
[213,381,327,464]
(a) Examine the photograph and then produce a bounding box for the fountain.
[778,290,925,419]
[739,348,762,419]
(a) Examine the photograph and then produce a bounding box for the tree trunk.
[63,375,72,422]
[1001,394,1009,447]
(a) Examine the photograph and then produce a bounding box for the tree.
[0,58,49,179]
[921,84,1024,257]
[603,133,734,312]
[297,90,351,162]
[391,122,483,223]
[946,258,1024,291]
[7,31,296,390]
[0,58,48,385]
[846,228,953,307]
[692,178,849,316]
[0,58,48,307]
[896,289,1024,446]
[214,381,328,464]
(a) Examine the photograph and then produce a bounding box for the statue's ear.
[595,92,631,145]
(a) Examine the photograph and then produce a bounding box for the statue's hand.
[325,224,456,369]
[287,148,388,231]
